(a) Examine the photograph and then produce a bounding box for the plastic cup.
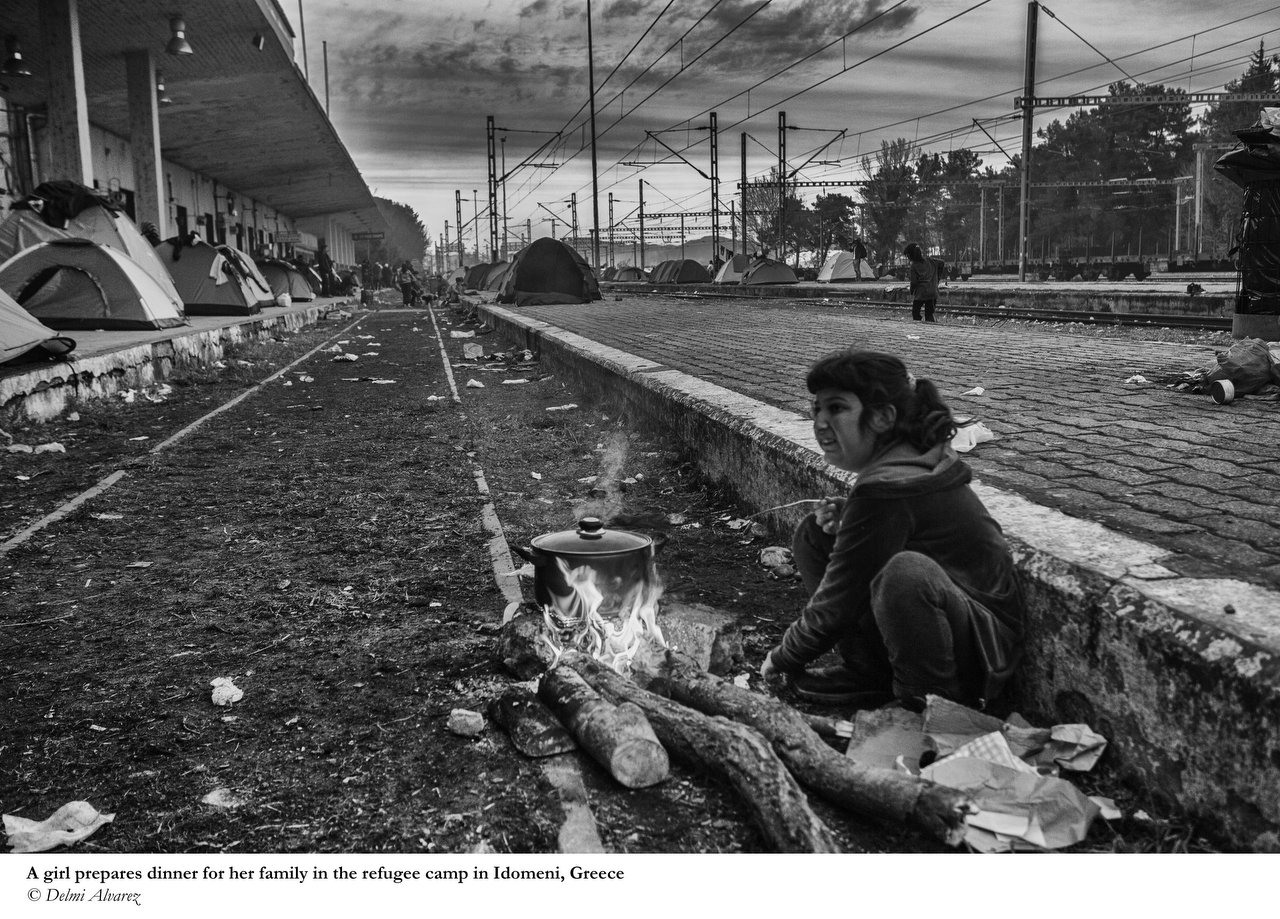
[1210,379,1235,404]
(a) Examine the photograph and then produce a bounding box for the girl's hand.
[760,650,783,682]
[815,496,845,535]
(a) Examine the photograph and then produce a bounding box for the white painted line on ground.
[428,301,607,855]
[0,316,365,557]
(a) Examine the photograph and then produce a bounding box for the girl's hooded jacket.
[771,441,1025,695]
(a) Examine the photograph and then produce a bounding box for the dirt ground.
[0,297,1217,854]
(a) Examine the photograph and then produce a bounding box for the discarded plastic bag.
[1204,337,1278,394]
[463,342,485,359]
[4,801,115,853]
[951,421,995,454]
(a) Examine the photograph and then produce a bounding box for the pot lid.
[531,517,652,555]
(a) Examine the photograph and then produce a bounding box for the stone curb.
[477,299,1280,851]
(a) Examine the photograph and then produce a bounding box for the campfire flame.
[541,557,666,674]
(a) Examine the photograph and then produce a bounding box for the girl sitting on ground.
[760,350,1025,710]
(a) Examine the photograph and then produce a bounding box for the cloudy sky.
[292,0,1278,252]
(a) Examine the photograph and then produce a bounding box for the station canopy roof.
[0,0,383,236]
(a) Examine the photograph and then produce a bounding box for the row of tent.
[1,181,328,367]
[601,251,879,285]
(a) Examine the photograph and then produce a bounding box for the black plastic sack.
[1204,338,1280,394]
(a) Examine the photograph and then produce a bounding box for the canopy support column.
[125,49,167,238]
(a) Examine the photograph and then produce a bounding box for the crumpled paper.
[4,801,115,853]
[210,677,244,707]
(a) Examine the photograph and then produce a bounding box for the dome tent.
[659,259,711,284]
[817,250,876,282]
[256,259,315,302]
[0,286,75,366]
[741,257,798,285]
[614,266,647,282]
[156,236,265,315]
[713,254,751,284]
[0,238,186,330]
[0,180,183,307]
[497,238,601,306]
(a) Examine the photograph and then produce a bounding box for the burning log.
[562,651,842,853]
[649,652,972,846]
[488,689,577,758]
[538,665,669,788]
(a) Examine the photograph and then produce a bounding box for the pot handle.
[511,544,538,564]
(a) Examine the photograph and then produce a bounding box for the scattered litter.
[143,384,174,403]
[724,518,750,531]
[451,330,476,339]
[907,334,921,340]
[545,404,578,412]
[361,352,380,357]
[447,709,486,737]
[466,379,485,389]
[67,412,80,422]
[370,379,397,385]
[463,342,485,359]
[210,677,244,707]
[3,801,115,853]
[298,375,314,383]
[429,601,444,608]
[531,472,543,480]
[128,436,149,442]
[89,724,107,732]
[502,379,529,385]
[33,443,66,454]
[277,579,291,590]
[960,386,985,396]
[1124,375,1149,384]
[5,444,32,454]
[91,513,124,521]
[324,344,344,353]
[331,353,358,362]
[667,513,687,525]
[732,673,752,689]
[578,475,599,484]
[622,477,638,485]
[119,390,137,403]
[759,546,793,568]
[951,421,997,454]
[282,379,293,387]
[125,561,152,569]
[502,600,521,625]
[427,395,447,401]
[201,788,245,810]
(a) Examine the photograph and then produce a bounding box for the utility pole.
[740,133,748,253]
[709,111,719,265]
[730,201,737,257]
[638,180,646,270]
[500,136,508,259]
[777,111,787,261]
[1017,1,1038,282]
[487,116,498,261]
[608,192,615,266]
[455,191,464,265]
[322,41,330,116]
[587,0,601,271]
[444,221,451,270]
[472,189,479,259]
[569,193,579,253]
[979,186,987,267]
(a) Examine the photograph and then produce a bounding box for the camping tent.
[464,263,491,290]
[0,287,75,366]
[483,261,511,291]
[0,181,183,307]
[741,258,798,285]
[817,251,876,282]
[497,238,601,306]
[257,259,315,301]
[156,236,264,315]
[0,238,186,330]
[661,259,711,284]
[219,245,275,305]
[614,266,647,282]
[713,254,751,284]
[649,260,676,283]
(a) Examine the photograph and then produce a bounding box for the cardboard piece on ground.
[3,801,115,853]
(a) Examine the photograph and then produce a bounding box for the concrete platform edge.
[1,306,331,422]
[478,300,1280,851]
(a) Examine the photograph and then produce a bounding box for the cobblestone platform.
[497,295,1278,590]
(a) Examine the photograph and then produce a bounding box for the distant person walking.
[904,242,939,322]
[316,241,335,297]
[853,237,868,280]
[380,262,393,290]
[397,262,417,307]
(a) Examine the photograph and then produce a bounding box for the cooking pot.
[513,517,658,617]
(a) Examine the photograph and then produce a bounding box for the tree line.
[743,44,1277,271]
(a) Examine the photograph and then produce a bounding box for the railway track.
[637,289,1233,332]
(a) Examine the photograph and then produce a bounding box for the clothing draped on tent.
[156,236,264,316]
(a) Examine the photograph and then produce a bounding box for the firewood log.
[650,651,972,846]
[562,651,841,853]
[538,665,670,789]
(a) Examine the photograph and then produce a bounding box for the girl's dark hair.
[903,242,923,261]
[806,349,955,450]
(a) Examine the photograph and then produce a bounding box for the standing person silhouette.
[904,242,939,322]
